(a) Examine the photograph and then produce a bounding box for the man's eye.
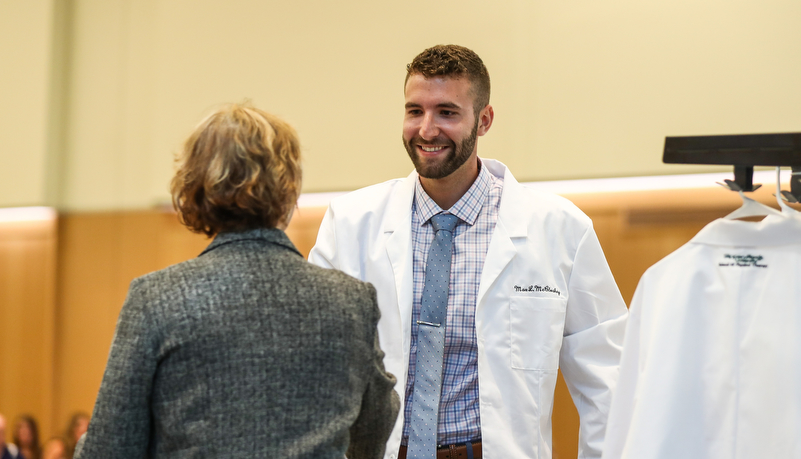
[441,110,454,116]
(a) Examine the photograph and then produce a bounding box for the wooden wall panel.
[49,207,591,456]
[2,184,785,454]
[285,206,328,259]
[53,211,210,437]
[54,212,124,437]
[551,371,580,459]
[0,217,57,442]
[47,195,729,457]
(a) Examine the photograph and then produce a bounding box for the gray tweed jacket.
[75,228,399,458]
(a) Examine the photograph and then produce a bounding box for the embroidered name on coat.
[514,284,561,296]
[719,254,767,268]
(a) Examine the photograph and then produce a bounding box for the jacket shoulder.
[487,158,592,230]
[302,259,376,292]
[322,178,411,235]
[328,178,407,214]
[514,184,593,229]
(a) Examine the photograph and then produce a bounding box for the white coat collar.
[383,170,417,234]
[483,158,528,238]
[692,215,801,247]
[383,158,528,238]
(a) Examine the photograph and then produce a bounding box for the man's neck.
[418,157,480,210]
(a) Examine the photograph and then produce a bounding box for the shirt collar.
[413,158,492,226]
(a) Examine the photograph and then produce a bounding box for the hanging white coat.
[604,216,801,459]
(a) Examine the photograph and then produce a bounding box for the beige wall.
[0,0,56,207]
[2,0,801,210]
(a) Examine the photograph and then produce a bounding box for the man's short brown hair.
[405,44,491,115]
[171,104,302,236]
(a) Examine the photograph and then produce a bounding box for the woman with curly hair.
[74,103,398,459]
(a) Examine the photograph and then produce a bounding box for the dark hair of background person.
[13,415,41,459]
[405,44,491,116]
[171,103,303,237]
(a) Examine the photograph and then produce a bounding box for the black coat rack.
[663,133,801,200]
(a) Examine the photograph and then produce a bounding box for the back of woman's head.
[171,104,302,236]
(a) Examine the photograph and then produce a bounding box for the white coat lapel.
[384,171,417,345]
[477,162,528,307]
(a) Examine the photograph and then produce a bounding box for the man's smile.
[419,145,448,154]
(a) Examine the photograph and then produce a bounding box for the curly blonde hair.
[171,104,302,236]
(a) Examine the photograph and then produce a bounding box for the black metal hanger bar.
[663,133,801,195]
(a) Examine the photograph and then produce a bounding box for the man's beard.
[404,117,479,179]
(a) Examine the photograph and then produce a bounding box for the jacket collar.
[383,171,417,233]
[200,227,302,257]
[482,158,528,238]
[692,215,801,247]
[383,158,528,238]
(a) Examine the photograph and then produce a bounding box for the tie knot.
[431,213,459,233]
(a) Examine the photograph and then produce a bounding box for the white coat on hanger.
[603,214,801,459]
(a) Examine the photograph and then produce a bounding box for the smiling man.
[310,45,628,459]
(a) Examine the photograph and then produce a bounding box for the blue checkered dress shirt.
[401,160,504,446]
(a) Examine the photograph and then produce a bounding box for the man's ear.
[477,105,494,136]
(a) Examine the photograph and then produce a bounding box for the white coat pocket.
[510,296,567,370]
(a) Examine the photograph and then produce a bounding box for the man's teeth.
[421,146,443,152]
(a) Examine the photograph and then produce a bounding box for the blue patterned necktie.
[408,213,459,458]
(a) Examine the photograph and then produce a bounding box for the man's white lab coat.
[309,159,628,459]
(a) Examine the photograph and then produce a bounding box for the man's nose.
[418,113,439,140]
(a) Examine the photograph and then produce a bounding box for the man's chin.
[412,156,448,179]
[416,163,454,180]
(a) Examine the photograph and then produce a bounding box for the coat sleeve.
[558,224,628,459]
[346,284,400,459]
[600,281,643,459]
[308,205,339,269]
[75,278,158,459]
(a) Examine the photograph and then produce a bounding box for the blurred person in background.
[74,103,399,458]
[63,413,88,459]
[40,438,65,459]
[12,416,39,459]
[0,414,22,459]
